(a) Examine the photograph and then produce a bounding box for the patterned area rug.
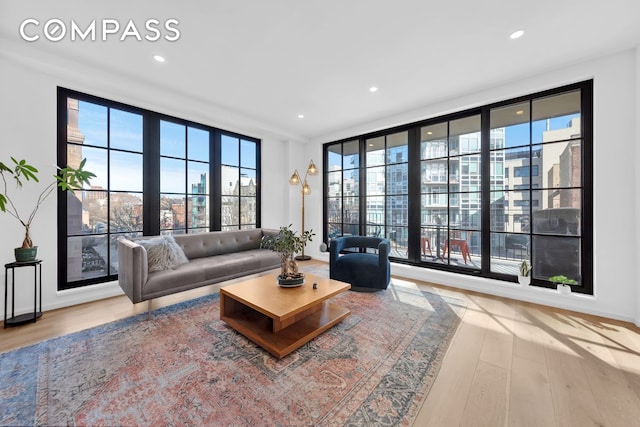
[0,277,464,426]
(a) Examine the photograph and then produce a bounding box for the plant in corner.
[518,259,531,285]
[0,156,95,262]
[261,224,314,286]
[549,275,577,294]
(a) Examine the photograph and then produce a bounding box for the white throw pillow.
[138,235,189,272]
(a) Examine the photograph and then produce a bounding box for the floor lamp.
[289,160,318,261]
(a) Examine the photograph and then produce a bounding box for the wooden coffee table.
[220,272,351,359]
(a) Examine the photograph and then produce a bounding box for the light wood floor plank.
[508,355,556,427]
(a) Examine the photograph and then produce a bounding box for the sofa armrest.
[118,238,148,303]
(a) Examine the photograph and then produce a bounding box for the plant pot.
[517,275,531,286]
[278,274,305,287]
[557,284,571,294]
[15,246,38,263]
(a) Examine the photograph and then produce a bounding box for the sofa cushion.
[138,235,189,272]
[174,229,265,259]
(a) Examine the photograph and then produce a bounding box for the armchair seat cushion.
[333,253,381,290]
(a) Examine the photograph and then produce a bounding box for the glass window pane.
[490,102,530,149]
[343,197,359,224]
[73,146,107,189]
[240,168,257,196]
[490,190,529,232]
[221,165,239,195]
[386,164,408,194]
[532,199,581,236]
[77,100,107,147]
[421,123,448,159]
[160,157,185,193]
[343,140,359,169]
[366,195,384,226]
[241,197,256,224]
[532,235,580,282]
[187,195,209,229]
[221,196,239,226]
[67,235,108,282]
[110,151,143,192]
[421,159,448,190]
[538,141,582,189]
[188,127,209,161]
[188,161,209,194]
[532,90,581,143]
[366,136,384,167]
[160,121,185,158]
[386,226,408,258]
[386,131,408,164]
[450,115,480,156]
[240,139,256,168]
[327,171,342,197]
[109,193,143,232]
[328,144,342,170]
[327,198,342,223]
[386,195,408,226]
[366,166,384,196]
[160,195,186,230]
[221,135,239,166]
[110,109,143,152]
[343,169,359,196]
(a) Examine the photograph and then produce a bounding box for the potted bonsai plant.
[261,224,314,286]
[549,275,577,294]
[518,260,531,286]
[1,156,95,262]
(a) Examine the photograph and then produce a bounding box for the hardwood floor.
[2,261,640,426]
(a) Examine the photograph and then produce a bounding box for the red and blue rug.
[0,282,464,426]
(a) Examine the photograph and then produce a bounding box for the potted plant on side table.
[518,260,531,286]
[549,275,577,294]
[1,157,95,262]
[261,224,314,287]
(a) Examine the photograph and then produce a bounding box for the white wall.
[305,47,640,325]
[0,47,290,317]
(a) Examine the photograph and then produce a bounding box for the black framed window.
[323,81,593,294]
[57,88,261,290]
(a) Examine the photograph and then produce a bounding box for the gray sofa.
[117,228,281,313]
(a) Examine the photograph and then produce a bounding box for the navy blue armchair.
[329,236,391,292]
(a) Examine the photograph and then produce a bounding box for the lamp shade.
[289,170,300,185]
[307,160,318,176]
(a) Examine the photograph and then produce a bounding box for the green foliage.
[519,260,531,277]
[261,225,314,259]
[1,156,95,247]
[549,275,577,286]
[56,158,95,193]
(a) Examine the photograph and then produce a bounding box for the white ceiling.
[1,0,639,142]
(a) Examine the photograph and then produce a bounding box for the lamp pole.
[289,160,318,261]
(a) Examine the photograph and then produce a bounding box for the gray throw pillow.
[138,235,189,272]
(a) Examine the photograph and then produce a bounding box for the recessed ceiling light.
[153,55,165,62]
[510,30,524,40]
[297,114,305,119]
[427,131,433,135]
[516,110,524,115]
[369,87,378,93]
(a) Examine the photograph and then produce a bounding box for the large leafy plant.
[0,157,95,248]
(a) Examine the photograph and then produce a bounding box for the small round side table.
[4,259,42,328]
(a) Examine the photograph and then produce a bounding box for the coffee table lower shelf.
[221,299,350,359]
